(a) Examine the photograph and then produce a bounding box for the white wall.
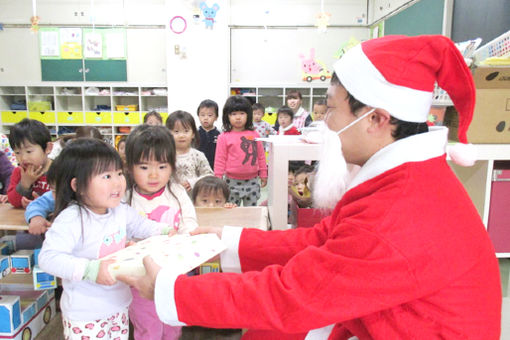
[165,0,230,115]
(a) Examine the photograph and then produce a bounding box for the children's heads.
[143,111,163,126]
[125,125,176,195]
[293,164,315,196]
[8,118,52,170]
[252,103,265,123]
[222,95,254,132]
[277,106,294,129]
[197,99,219,131]
[286,90,303,113]
[75,126,103,140]
[52,138,124,216]
[192,176,229,207]
[312,99,327,122]
[166,110,200,151]
[116,136,127,162]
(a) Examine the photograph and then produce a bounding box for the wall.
[165,0,230,115]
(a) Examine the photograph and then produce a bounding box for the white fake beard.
[312,128,353,210]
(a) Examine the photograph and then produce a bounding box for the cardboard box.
[195,207,269,230]
[445,66,510,143]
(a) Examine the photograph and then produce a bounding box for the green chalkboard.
[384,0,444,36]
[84,60,127,81]
[41,59,84,81]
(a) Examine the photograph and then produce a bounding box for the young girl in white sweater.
[39,138,173,340]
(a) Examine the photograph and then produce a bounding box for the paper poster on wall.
[84,32,103,58]
[60,28,82,59]
[105,31,126,58]
[39,29,59,57]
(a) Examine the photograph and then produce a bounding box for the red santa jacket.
[158,129,501,339]
[7,166,50,208]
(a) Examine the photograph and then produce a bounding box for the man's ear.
[368,109,391,131]
[70,178,78,193]
[45,142,53,155]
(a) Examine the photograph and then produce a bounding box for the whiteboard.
[231,27,370,83]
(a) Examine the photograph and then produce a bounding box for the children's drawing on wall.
[299,48,331,83]
[200,2,220,29]
[84,32,102,58]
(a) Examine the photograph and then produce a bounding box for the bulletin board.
[230,27,369,84]
[39,28,127,81]
[383,0,444,36]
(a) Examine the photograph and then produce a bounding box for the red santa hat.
[333,35,475,144]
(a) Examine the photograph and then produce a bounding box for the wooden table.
[0,204,28,231]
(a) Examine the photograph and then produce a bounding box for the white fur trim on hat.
[334,44,432,123]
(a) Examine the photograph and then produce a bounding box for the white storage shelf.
[267,140,510,258]
[0,84,169,143]
[230,84,328,113]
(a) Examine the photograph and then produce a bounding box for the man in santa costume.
[119,35,501,339]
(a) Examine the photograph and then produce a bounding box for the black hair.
[252,103,265,113]
[191,176,230,205]
[330,72,428,141]
[8,118,51,151]
[51,138,123,220]
[124,124,177,201]
[46,159,57,186]
[277,106,294,120]
[197,99,219,118]
[295,164,315,176]
[286,90,302,101]
[314,99,327,106]
[222,96,254,132]
[288,161,305,173]
[75,126,103,140]
[166,110,200,148]
[143,111,163,124]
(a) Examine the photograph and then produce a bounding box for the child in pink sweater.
[214,96,267,206]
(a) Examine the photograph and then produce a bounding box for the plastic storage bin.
[57,111,84,124]
[28,111,56,124]
[115,104,138,111]
[85,111,112,124]
[113,111,140,125]
[1,111,28,124]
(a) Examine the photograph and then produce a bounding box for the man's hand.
[117,256,161,300]
[190,226,224,239]
[20,164,44,190]
[28,216,51,235]
[96,258,117,286]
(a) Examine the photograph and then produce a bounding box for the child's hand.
[181,181,191,191]
[126,240,137,247]
[28,216,51,235]
[97,258,117,286]
[224,202,237,209]
[0,194,7,204]
[21,197,33,208]
[167,228,178,237]
[261,178,268,188]
[20,164,44,189]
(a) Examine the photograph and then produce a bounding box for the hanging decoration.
[333,37,361,59]
[30,0,39,33]
[199,2,220,30]
[315,0,330,33]
[299,48,332,83]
